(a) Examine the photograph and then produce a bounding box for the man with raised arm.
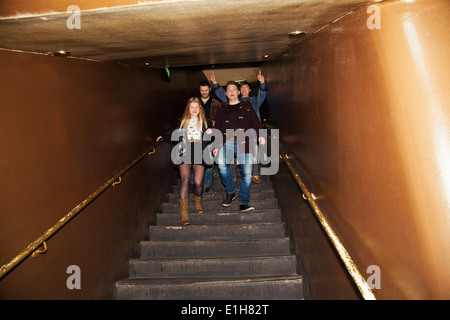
[211,71,267,183]
[210,70,266,122]
[212,81,265,212]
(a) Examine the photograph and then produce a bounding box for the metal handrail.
[0,143,160,280]
[267,124,376,300]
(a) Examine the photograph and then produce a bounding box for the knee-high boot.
[194,195,204,213]
[179,198,190,226]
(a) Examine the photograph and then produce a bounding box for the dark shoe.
[239,204,255,212]
[205,186,214,193]
[222,192,235,207]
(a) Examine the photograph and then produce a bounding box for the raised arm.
[210,71,228,103]
[254,70,267,111]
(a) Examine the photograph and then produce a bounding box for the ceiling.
[0,0,373,80]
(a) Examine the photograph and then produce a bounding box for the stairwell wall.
[0,49,206,299]
[263,0,450,299]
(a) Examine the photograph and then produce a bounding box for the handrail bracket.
[32,241,48,258]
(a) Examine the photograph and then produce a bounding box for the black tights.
[179,164,204,199]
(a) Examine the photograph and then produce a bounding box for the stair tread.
[161,200,279,213]
[148,222,287,241]
[129,254,297,278]
[116,275,302,285]
[130,254,296,262]
[140,237,291,258]
[156,210,282,222]
[172,179,272,187]
[157,208,281,215]
[168,187,274,194]
[150,221,284,227]
[149,221,286,231]
[162,198,278,204]
[156,216,282,226]
[164,198,277,204]
[141,237,289,244]
[171,184,273,193]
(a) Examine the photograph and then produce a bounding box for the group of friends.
[157,71,267,225]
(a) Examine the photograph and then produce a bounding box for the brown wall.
[0,49,205,299]
[0,0,145,17]
[264,0,450,299]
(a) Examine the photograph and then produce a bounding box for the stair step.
[149,222,286,241]
[115,275,303,300]
[171,179,273,193]
[129,255,297,278]
[166,189,275,202]
[161,198,278,213]
[173,173,271,185]
[141,237,291,258]
[114,166,303,300]
[157,209,282,225]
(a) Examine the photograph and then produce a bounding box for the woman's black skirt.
[177,142,210,167]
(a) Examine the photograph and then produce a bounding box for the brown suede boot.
[179,198,190,226]
[194,195,204,213]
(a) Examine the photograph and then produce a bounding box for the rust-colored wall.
[0,49,205,299]
[0,0,146,17]
[264,0,450,299]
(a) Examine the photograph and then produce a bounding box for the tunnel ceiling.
[0,0,373,69]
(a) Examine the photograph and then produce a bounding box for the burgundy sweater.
[213,101,263,154]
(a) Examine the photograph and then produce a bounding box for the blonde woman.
[157,97,210,225]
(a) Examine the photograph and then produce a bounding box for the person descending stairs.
[114,169,303,300]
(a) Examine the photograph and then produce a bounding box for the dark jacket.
[213,101,263,154]
[201,97,222,127]
[213,82,266,121]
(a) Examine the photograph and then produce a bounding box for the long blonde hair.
[179,97,208,130]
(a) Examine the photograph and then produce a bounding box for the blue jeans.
[218,141,253,205]
[203,165,214,188]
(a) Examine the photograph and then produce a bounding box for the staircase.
[114,170,303,300]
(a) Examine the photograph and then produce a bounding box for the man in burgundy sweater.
[213,81,266,211]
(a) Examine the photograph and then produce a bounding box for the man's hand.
[257,70,265,83]
[210,71,218,84]
[258,137,266,145]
